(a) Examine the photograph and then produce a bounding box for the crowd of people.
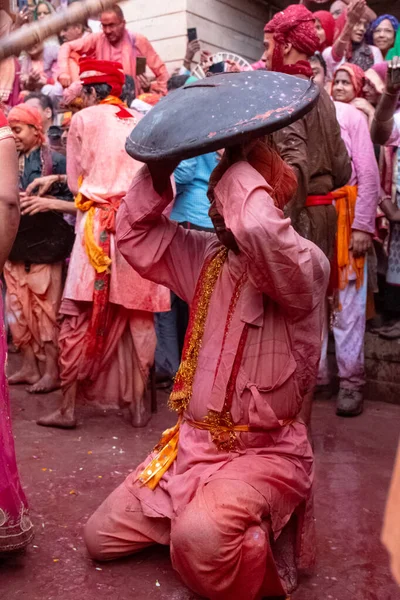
[1,0,400,597]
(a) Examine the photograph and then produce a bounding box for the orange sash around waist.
[332,185,365,291]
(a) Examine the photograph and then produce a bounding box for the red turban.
[264,5,320,77]
[8,104,45,144]
[333,63,365,98]
[314,10,336,50]
[265,5,320,56]
[79,58,125,97]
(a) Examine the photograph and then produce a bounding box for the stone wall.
[122,0,270,74]
[365,333,400,405]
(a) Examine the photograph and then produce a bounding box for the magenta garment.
[334,101,381,234]
[116,163,330,550]
[0,293,33,552]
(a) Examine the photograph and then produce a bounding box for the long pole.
[0,0,121,60]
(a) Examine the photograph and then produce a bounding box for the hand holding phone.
[187,27,198,42]
[387,56,400,94]
[136,56,147,76]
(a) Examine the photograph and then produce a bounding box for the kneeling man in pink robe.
[84,138,330,598]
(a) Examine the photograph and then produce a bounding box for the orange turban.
[8,104,45,144]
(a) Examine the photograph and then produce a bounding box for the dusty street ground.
[1,381,400,600]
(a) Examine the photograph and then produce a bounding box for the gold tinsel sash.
[137,248,228,489]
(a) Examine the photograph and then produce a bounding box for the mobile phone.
[187,27,198,42]
[18,0,28,10]
[136,56,147,76]
[209,61,225,74]
[390,66,400,88]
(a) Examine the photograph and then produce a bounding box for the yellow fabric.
[332,185,365,291]
[136,416,182,490]
[74,176,112,274]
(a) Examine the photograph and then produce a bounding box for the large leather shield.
[126,70,320,163]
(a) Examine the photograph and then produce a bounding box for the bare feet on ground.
[129,402,152,428]
[8,368,40,386]
[26,373,60,394]
[37,408,77,429]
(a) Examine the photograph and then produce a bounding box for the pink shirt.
[58,31,169,95]
[323,45,383,81]
[116,163,329,532]
[334,101,381,234]
[64,104,170,312]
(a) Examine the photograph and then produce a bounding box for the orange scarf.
[99,95,134,119]
[332,185,365,290]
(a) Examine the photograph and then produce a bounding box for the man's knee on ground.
[171,497,222,562]
[84,512,109,561]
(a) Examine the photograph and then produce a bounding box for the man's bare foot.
[37,408,77,429]
[129,401,152,428]
[26,373,60,394]
[8,369,40,386]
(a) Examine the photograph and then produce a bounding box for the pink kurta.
[64,104,170,313]
[322,45,383,81]
[334,101,381,234]
[116,163,330,541]
[58,31,169,95]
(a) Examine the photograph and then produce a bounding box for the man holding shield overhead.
[84,71,330,598]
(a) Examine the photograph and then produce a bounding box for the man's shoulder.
[132,31,151,47]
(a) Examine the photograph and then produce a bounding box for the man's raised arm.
[116,165,213,304]
[214,161,330,321]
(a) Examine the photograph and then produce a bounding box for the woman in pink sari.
[0,108,34,553]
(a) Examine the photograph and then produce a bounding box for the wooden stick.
[0,0,121,60]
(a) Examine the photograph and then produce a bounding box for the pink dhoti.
[84,420,315,598]
[4,261,62,359]
[84,467,310,598]
[59,299,156,409]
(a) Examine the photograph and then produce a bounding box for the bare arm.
[331,0,366,61]
[58,33,99,87]
[20,195,77,216]
[0,137,20,272]
[371,57,400,146]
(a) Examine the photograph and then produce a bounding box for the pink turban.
[8,104,46,144]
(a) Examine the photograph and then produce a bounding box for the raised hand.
[387,57,400,94]
[346,0,366,28]
[185,39,201,64]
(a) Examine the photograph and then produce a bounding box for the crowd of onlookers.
[2,0,400,398]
